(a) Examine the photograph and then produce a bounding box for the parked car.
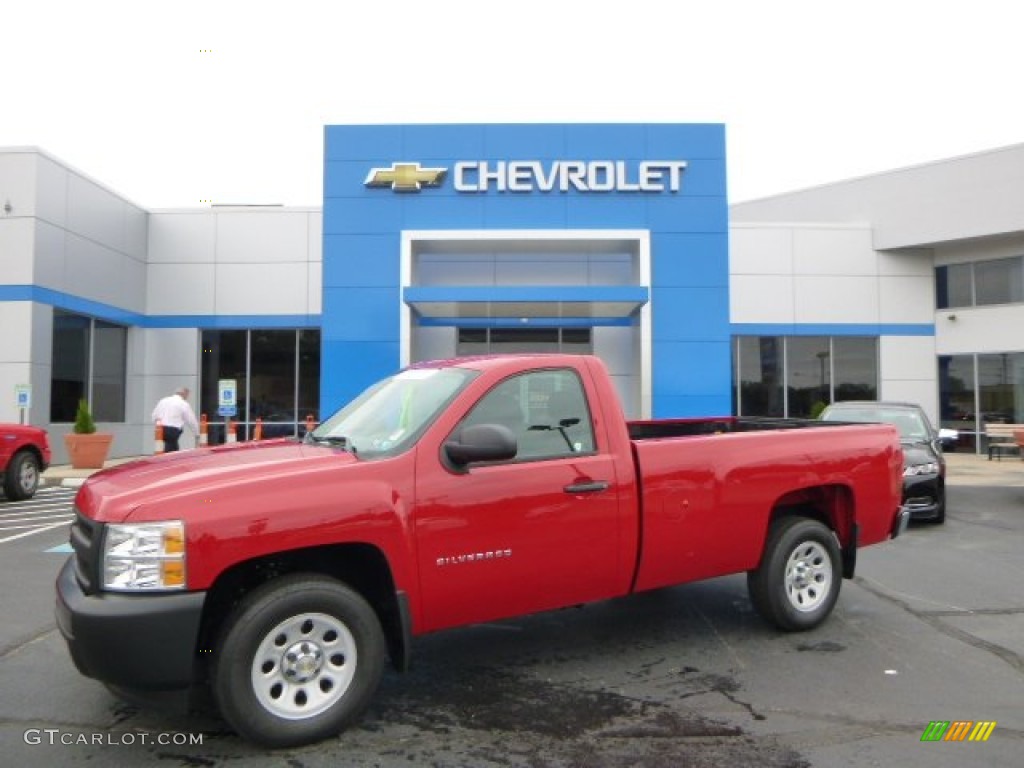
[1,424,52,501]
[820,401,947,524]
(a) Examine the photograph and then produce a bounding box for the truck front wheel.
[747,517,841,632]
[212,574,385,748]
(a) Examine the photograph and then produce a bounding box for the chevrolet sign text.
[453,160,686,193]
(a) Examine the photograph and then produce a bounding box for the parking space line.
[0,513,76,525]
[0,520,72,544]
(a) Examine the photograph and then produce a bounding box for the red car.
[1,424,51,500]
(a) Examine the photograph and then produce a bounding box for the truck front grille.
[69,509,102,594]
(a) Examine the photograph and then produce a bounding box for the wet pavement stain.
[352,662,809,767]
[795,641,846,653]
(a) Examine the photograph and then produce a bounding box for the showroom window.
[938,352,1023,454]
[936,256,1024,308]
[50,311,127,423]
[733,336,878,418]
[200,329,320,442]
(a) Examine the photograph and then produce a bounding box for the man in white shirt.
[151,387,200,452]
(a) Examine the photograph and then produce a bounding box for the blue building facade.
[322,123,730,419]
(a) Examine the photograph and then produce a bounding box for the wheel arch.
[196,543,411,679]
[765,484,857,578]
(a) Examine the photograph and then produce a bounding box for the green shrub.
[73,398,96,434]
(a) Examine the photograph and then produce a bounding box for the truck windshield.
[310,367,478,458]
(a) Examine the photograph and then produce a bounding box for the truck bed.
[626,416,851,440]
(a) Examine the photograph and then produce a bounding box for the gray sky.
[4,0,1022,208]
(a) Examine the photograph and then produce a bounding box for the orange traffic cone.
[253,418,263,440]
[226,418,237,444]
[305,414,316,435]
[199,414,209,446]
[154,419,165,454]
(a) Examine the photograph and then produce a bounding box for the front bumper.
[55,557,206,691]
[902,473,944,520]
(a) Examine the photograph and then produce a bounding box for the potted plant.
[63,398,114,469]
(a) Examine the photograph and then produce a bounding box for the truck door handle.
[564,480,609,494]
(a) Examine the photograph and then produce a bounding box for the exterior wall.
[730,144,1024,250]
[729,223,934,328]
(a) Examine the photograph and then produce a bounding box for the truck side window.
[462,369,595,460]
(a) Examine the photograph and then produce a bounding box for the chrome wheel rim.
[784,540,832,613]
[18,459,38,494]
[251,612,357,720]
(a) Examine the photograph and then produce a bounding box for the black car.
[819,401,947,524]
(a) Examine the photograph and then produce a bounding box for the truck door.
[413,368,625,632]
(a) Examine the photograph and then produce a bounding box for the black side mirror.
[444,424,517,468]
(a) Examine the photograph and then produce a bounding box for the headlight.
[102,521,186,591]
[904,462,940,477]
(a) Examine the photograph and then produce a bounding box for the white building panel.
[729,226,793,275]
[0,152,37,218]
[65,173,134,254]
[146,263,216,315]
[64,234,132,307]
[32,220,66,290]
[880,336,937,382]
[148,212,216,263]
[0,218,34,283]
[307,212,322,263]
[877,248,934,276]
[307,261,322,315]
[794,276,878,323]
[729,275,796,323]
[143,328,199,378]
[34,153,67,227]
[0,362,33,423]
[792,227,876,276]
[215,210,310,263]
[879,336,940,421]
[0,303,33,361]
[879,275,935,324]
[215,262,308,314]
[935,305,1024,355]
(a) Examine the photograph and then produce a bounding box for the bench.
[984,423,1024,460]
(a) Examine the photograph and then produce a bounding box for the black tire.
[212,574,386,748]
[4,450,40,501]
[747,517,842,632]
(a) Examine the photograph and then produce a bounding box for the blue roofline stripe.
[0,285,320,329]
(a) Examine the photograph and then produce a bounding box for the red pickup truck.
[1,423,51,501]
[56,354,906,747]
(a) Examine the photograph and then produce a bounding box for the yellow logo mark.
[364,163,447,192]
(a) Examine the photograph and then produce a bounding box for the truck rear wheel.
[747,517,841,631]
[212,574,385,748]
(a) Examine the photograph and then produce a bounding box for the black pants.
[163,426,183,452]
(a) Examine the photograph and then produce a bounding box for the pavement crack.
[0,626,57,661]
[855,576,1024,674]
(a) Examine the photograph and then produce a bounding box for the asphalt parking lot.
[0,453,1021,766]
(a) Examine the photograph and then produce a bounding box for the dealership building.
[1,124,1022,463]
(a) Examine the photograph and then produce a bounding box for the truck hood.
[75,439,358,523]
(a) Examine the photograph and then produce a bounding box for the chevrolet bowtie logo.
[364,162,447,192]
